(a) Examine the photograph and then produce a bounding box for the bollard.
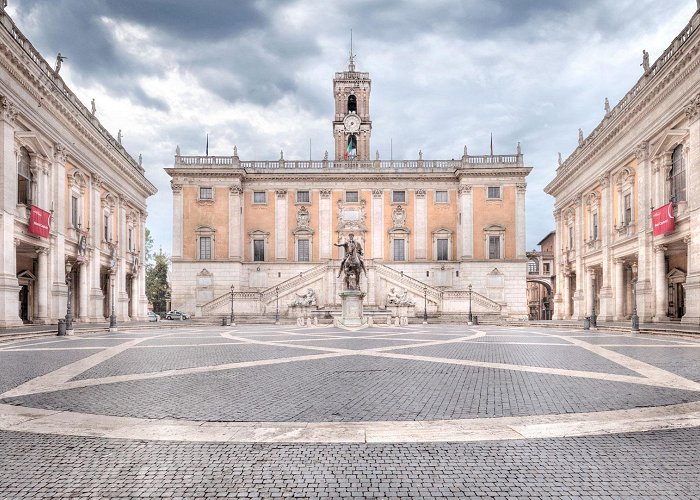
[57,318,66,336]
[221,317,228,326]
[583,316,590,330]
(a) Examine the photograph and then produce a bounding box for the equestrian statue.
[335,233,367,290]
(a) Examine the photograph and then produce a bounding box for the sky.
[5,0,697,254]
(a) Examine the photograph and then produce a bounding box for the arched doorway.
[17,270,36,324]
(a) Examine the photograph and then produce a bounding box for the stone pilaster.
[634,141,653,322]
[275,190,288,261]
[614,258,625,320]
[458,185,472,259]
[654,245,668,321]
[228,186,242,260]
[598,173,613,320]
[78,260,89,322]
[35,248,49,323]
[414,189,427,259]
[552,209,564,320]
[319,189,332,259]
[88,174,104,321]
[171,182,183,259]
[572,195,584,319]
[682,94,700,324]
[371,189,383,260]
[515,183,526,259]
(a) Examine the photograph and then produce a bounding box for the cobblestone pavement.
[0,324,699,498]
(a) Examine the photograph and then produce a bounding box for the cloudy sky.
[5,0,696,253]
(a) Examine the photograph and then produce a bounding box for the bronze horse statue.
[335,233,367,290]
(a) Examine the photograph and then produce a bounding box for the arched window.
[528,259,539,274]
[17,147,32,205]
[671,144,686,202]
[347,95,357,113]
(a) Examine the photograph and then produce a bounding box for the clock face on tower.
[343,114,361,133]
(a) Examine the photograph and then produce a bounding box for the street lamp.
[467,283,473,325]
[230,284,236,326]
[275,286,280,325]
[423,286,428,324]
[631,263,639,332]
[109,271,117,332]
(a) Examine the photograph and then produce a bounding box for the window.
[393,239,406,261]
[253,239,265,261]
[345,191,359,203]
[435,190,448,204]
[623,193,632,225]
[104,214,111,242]
[128,228,133,251]
[489,235,501,259]
[297,239,310,262]
[347,95,357,113]
[296,191,310,203]
[17,147,31,205]
[528,259,539,274]
[592,213,599,240]
[568,226,574,249]
[543,263,551,275]
[437,239,449,261]
[671,144,686,202]
[253,191,266,204]
[71,196,79,228]
[392,191,406,203]
[199,236,212,260]
[487,186,501,199]
[199,187,213,200]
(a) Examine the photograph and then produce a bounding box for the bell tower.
[333,48,372,160]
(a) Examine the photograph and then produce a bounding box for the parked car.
[165,310,190,320]
[147,311,159,322]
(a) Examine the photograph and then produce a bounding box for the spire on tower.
[348,29,356,72]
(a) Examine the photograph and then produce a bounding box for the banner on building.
[652,202,675,236]
[28,205,51,238]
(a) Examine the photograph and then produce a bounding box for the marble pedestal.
[339,290,366,327]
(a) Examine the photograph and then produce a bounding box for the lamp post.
[467,283,473,325]
[631,263,639,332]
[275,286,280,325]
[230,284,236,326]
[423,286,428,324]
[109,271,117,332]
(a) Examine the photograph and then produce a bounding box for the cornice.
[546,21,700,196]
[0,20,156,198]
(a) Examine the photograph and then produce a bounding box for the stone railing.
[259,263,329,304]
[201,290,262,316]
[174,155,523,170]
[441,289,501,312]
[374,263,442,303]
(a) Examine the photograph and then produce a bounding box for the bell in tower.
[333,47,372,160]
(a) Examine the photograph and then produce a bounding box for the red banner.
[28,205,51,238]
[652,202,675,237]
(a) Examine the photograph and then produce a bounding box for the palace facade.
[167,57,531,321]
[545,8,700,325]
[0,7,156,326]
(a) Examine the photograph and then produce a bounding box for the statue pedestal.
[339,290,366,327]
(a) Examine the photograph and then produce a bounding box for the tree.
[144,227,154,266]
[146,248,169,314]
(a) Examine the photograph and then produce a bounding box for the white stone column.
[0,97,22,327]
[371,189,383,260]
[414,189,427,259]
[585,268,594,317]
[172,183,183,259]
[78,261,88,322]
[131,269,139,319]
[682,98,700,324]
[275,189,288,260]
[320,189,332,259]
[653,245,667,321]
[228,186,242,260]
[552,210,564,320]
[458,185,472,259]
[35,248,49,323]
[515,183,526,259]
[572,195,584,319]
[89,174,104,321]
[614,258,625,320]
[563,272,571,319]
[634,142,653,322]
[598,173,613,321]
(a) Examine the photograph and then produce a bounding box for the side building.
[0,6,157,326]
[545,7,700,325]
[526,231,555,320]
[167,58,532,322]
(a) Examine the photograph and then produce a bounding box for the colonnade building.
[167,56,531,321]
[545,8,700,325]
[0,7,156,326]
